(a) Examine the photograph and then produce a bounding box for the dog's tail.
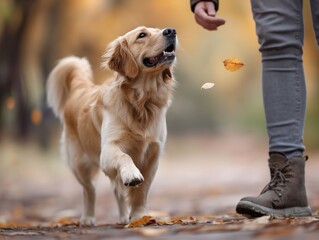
[46,56,93,121]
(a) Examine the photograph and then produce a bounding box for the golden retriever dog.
[46,27,177,226]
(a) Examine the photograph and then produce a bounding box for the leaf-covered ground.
[1,134,319,239]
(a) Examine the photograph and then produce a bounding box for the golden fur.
[47,27,177,225]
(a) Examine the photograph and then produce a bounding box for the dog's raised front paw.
[120,165,144,187]
[124,177,144,187]
[80,216,96,227]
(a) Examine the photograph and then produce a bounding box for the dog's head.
[102,26,177,79]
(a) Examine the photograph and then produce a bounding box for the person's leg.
[254,0,306,158]
[310,0,319,46]
[236,0,311,217]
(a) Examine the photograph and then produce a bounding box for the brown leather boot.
[236,153,312,217]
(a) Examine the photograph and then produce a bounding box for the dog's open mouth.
[143,43,176,67]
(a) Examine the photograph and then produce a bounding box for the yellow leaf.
[223,58,244,72]
[126,216,155,228]
[201,82,215,90]
[156,220,173,226]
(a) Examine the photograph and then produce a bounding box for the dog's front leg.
[129,142,161,221]
[100,115,144,187]
[100,144,144,186]
[100,144,144,223]
[113,182,130,224]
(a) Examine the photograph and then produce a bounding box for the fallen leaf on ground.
[252,215,271,224]
[223,58,244,72]
[0,222,33,229]
[126,216,155,228]
[156,220,174,226]
[201,82,215,90]
[242,216,270,231]
[53,217,80,227]
[168,215,199,225]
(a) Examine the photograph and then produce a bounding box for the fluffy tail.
[46,56,93,121]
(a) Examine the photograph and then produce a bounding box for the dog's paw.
[124,177,144,187]
[80,217,96,227]
[117,216,129,225]
[130,210,148,222]
[120,166,144,187]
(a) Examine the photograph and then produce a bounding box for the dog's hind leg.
[63,133,98,226]
[74,163,98,226]
[78,174,97,226]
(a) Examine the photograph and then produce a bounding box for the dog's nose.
[163,28,176,37]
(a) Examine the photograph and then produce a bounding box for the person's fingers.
[195,5,212,21]
[195,15,225,31]
[195,11,226,25]
[194,2,225,31]
[195,16,217,30]
[205,1,216,16]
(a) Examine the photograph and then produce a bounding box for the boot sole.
[236,200,312,217]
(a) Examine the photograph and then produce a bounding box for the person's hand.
[194,1,225,31]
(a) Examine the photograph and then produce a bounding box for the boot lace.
[260,163,291,197]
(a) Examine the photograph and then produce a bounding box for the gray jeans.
[251,0,319,158]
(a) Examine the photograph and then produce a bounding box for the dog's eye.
[137,32,147,39]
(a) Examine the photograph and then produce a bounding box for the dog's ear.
[102,38,139,79]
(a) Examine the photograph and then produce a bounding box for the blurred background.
[0,0,319,225]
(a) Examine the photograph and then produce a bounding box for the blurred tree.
[0,0,37,137]
[0,0,60,143]
[0,0,318,149]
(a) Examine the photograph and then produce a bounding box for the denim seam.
[293,6,303,155]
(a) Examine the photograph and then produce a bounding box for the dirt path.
[1,133,319,239]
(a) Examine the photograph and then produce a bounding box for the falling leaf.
[126,216,155,228]
[201,82,215,90]
[223,58,244,72]
[31,108,42,125]
[6,97,15,109]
